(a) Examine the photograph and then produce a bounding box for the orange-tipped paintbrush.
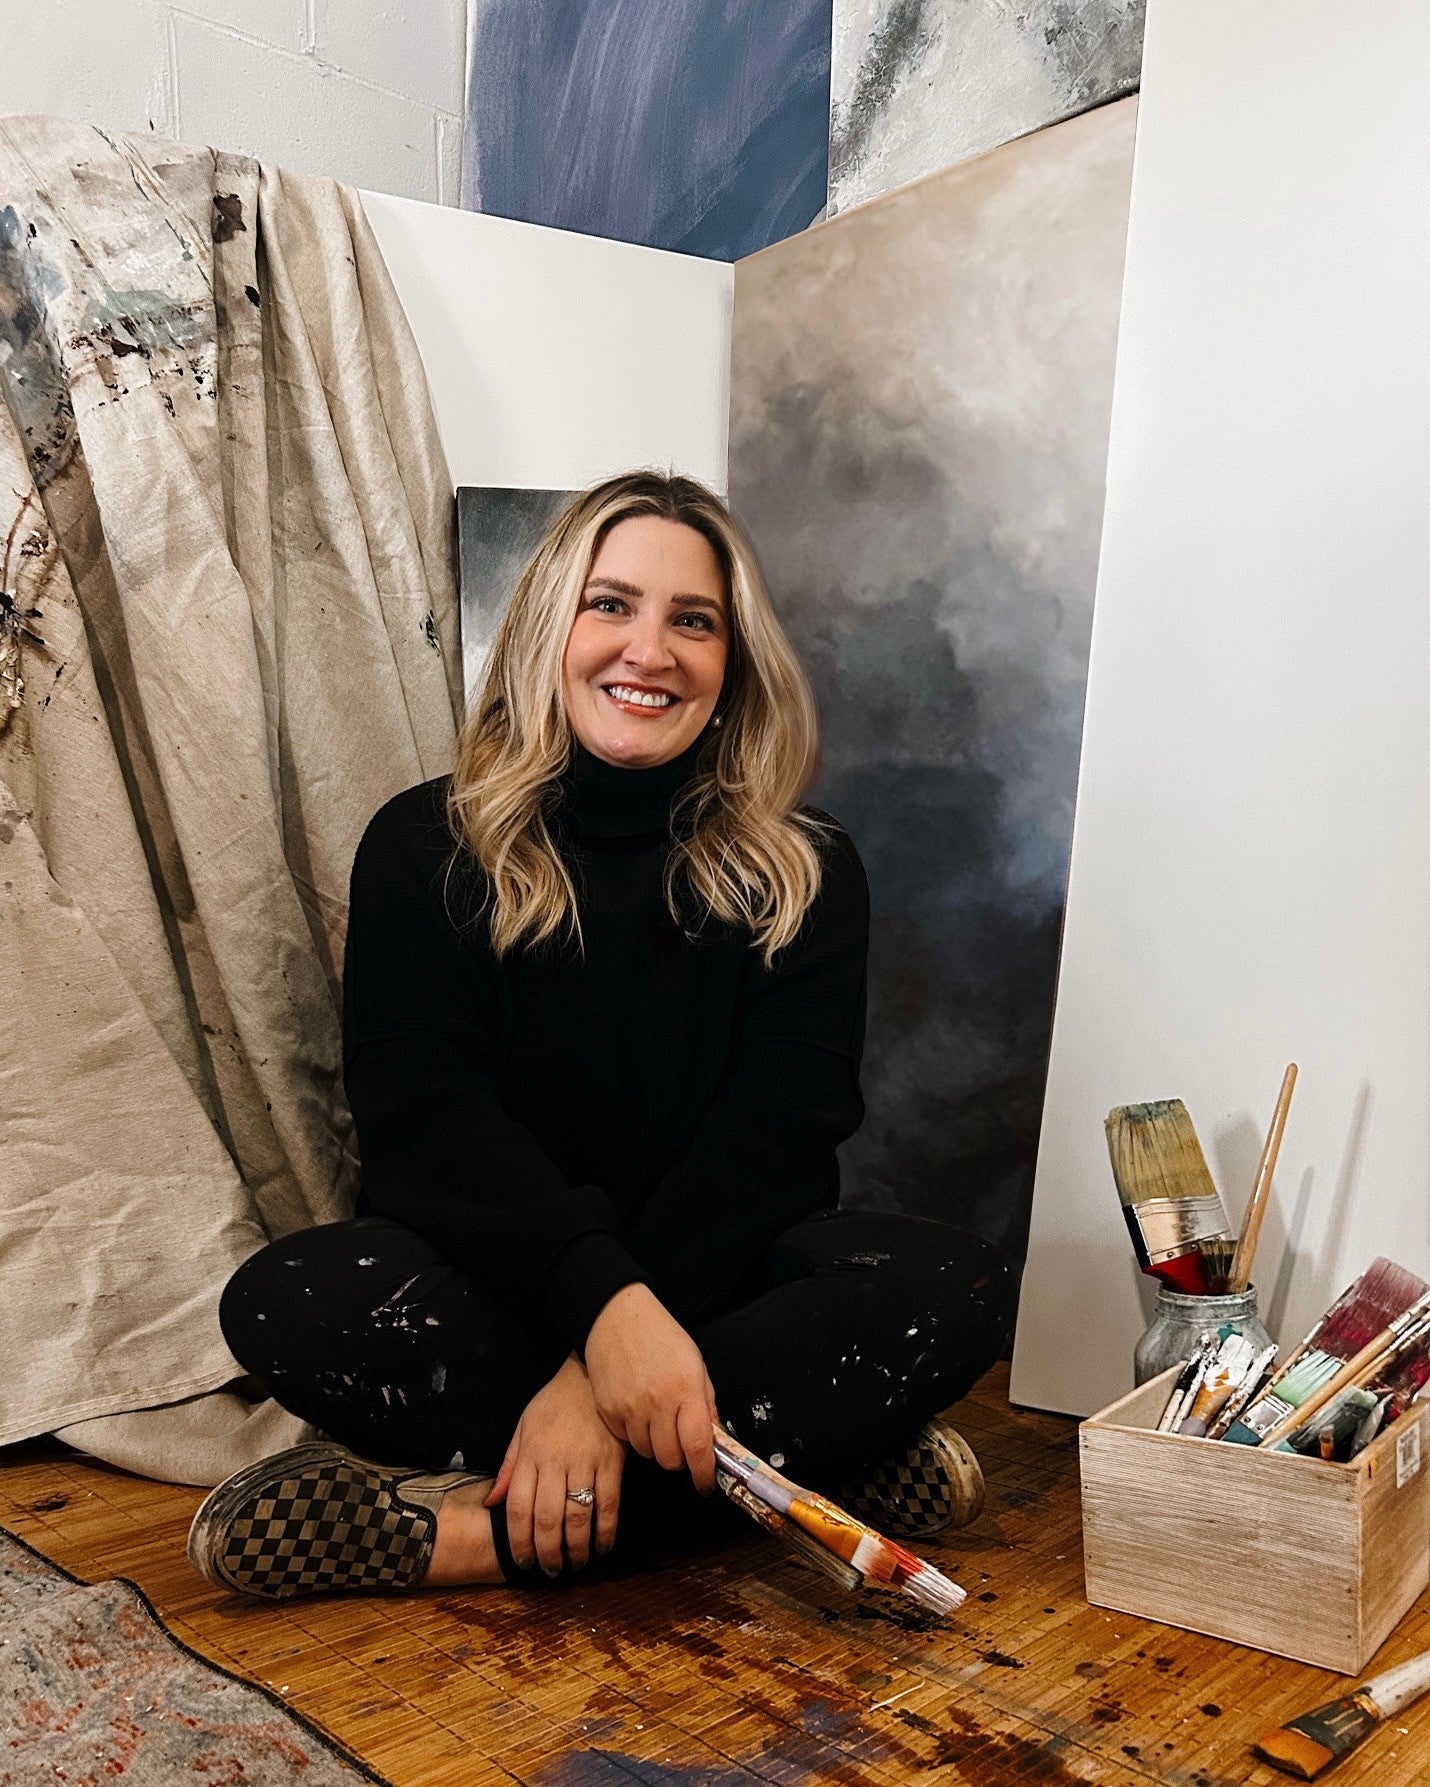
[1254,1648,1430,1777]
[712,1426,965,1618]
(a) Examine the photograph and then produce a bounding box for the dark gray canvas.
[457,487,578,705]
[729,101,1137,1263]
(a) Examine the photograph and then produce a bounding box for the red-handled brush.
[1105,1099,1233,1294]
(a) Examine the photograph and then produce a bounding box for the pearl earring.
[711,712,724,729]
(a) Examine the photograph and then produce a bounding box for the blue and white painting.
[729,100,1138,1265]
[462,0,834,261]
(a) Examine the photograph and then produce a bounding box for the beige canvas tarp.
[0,117,461,1483]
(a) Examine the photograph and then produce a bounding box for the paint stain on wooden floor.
[5,1364,1430,1786]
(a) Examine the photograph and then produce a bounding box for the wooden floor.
[4,1366,1430,1786]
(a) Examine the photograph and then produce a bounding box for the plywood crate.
[1080,1368,1430,1673]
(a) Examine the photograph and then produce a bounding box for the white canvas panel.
[360,192,732,493]
[1011,0,1430,1415]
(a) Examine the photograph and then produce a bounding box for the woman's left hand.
[485,1354,626,1575]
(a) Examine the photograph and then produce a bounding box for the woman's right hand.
[583,1283,719,1493]
[485,1354,626,1574]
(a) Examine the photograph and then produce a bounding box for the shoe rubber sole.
[841,1418,986,1537]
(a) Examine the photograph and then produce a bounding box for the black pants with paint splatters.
[219,1210,1014,1583]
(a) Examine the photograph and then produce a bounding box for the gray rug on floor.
[0,1525,388,1784]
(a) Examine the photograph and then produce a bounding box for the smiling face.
[561,514,731,767]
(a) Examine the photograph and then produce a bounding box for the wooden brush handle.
[1228,1063,1297,1294]
[1256,1305,1430,1449]
[1256,1334,1391,1449]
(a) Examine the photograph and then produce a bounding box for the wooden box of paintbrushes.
[1080,1371,1430,1673]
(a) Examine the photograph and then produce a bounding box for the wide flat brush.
[1105,1099,1232,1294]
[1224,1350,1343,1445]
[1253,1648,1430,1778]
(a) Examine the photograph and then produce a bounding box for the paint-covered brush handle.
[1252,1650,1430,1778]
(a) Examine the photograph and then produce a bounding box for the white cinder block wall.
[0,0,467,205]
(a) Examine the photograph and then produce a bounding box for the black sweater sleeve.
[342,787,645,1351]
[625,821,869,1324]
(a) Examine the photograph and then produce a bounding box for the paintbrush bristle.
[1199,1237,1237,1293]
[780,1523,864,1594]
[1105,1100,1221,1207]
[902,1560,967,1616]
[1318,1258,1429,1359]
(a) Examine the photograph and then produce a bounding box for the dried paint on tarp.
[0,117,458,1475]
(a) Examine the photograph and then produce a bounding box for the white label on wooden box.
[1397,1424,1421,1489]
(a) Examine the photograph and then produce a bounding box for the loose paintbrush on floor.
[712,1426,966,1618]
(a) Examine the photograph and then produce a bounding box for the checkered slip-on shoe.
[838,1417,985,1538]
[186,1441,492,1600]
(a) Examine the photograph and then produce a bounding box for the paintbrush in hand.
[1105,1099,1233,1294]
[712,1426,966,1618]
[716,1468,863,1593]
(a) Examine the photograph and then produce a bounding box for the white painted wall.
[0,0,465,204]
[362,192,733,494]
[1010,0,1430,1417]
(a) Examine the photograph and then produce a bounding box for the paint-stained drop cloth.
[0,116,460,1482]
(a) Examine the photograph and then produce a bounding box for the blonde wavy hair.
[448,470,830,966]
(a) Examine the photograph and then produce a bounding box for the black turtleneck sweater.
[341,741,869,1351]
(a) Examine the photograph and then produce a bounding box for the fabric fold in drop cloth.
[0,116,461,1483]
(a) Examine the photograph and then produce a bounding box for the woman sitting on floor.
[188,471,1015,1597]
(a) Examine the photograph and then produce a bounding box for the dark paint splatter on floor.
[892,1705,1094,1785]
[536,1752,761,1785]
[850,1598,942,1633]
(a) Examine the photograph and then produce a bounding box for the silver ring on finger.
[565,1486,596,1508]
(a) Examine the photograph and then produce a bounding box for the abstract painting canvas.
[457,486,578,705]
[463,0,833,261]
[729,99,1137,1264]
[830,0,1143,213]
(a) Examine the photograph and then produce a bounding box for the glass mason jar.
[1133,1284,1273,1386]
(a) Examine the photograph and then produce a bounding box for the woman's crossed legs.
[218,1209,1015,1586]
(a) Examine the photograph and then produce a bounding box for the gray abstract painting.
[457,487,578,707]
[463,0,833,261]
[730,100,1137,1263]
[830,0,1143,214]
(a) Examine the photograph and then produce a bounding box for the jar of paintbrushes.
[1106,1064,1297,1386]
[1133,1284,1271,1385]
